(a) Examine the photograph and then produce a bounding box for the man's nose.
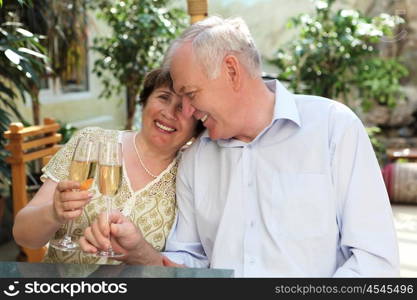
[181,97,196,118]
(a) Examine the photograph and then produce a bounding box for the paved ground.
[0,204,416,277]
[392,204,417,277]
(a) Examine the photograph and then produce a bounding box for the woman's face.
[141,86,198,153]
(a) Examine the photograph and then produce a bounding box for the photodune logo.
[25,281,128,297]
[381,9,408,43]
[3,281,127,297]
[3,281,20,297]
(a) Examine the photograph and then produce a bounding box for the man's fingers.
[110,218,136,238]
[162,255,185,268]
[108,211,125,225]
[107,237,127,260]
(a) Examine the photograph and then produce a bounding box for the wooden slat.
[22,145,61,163]
[4,123,60,139]
[5,118,60,263]
[22,134,61,151]
[387,148,417,160]
[5,154,23,164]
[11,163,28,218]
[5,134,61,151]
[7,145,60,164]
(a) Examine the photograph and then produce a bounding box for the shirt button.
[250,220,255,227]
[249,257,255,264]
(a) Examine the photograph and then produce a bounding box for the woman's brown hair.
[138,68,205,137]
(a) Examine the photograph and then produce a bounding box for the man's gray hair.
[164,16,262,79]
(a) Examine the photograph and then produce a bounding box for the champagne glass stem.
[105,195,114,254]
[62,220,75,243]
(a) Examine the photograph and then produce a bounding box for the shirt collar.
[267,79,301,127]
[200,79,302,142]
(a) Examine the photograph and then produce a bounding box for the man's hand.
[162,255,186,268]
[79,211,162,265]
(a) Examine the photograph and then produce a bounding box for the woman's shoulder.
[75,127,122,141]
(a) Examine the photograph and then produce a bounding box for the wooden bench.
[4,118,62,262]
[386,148,417,162]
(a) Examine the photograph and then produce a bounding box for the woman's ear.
[223,55,241,91]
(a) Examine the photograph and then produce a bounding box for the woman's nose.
[162,105,177,120]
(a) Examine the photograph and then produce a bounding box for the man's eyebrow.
[175,86,194,95]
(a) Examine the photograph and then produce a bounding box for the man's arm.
[80,211,165,265]
[162,146,209,268]
[331,114,399,277]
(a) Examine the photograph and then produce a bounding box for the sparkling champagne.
[69,160,97,190]
[50,138,98,251]
[98,164,122,196]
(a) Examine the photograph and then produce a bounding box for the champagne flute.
[50,137,98,251]
[94,140,124,258]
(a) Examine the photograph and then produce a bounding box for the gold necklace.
[133,133,158,179]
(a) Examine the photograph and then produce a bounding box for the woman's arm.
[13,179,92,249]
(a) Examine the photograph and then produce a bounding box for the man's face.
[170,43,240,140]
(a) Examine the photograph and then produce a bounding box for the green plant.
[0,0,48,187]
[269,0,408,111]
[366,126,386,165]
[57,121,78,144]
[91,0,187,129]
[2,0,90,124]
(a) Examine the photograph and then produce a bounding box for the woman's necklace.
[133,133,158,179]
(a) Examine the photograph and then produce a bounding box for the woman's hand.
[52,180,93,224]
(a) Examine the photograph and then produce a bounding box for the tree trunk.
[30,84,41,125]
[125,85,139,130]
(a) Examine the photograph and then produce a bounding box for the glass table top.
[0,262,234,278]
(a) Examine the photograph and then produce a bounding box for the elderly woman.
[13,68,203,264]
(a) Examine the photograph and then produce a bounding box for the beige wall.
[10,0,415,130]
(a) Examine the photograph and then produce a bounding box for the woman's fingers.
[57,180,80,192]
[61,209,83,220]
[79,233,97,253]
[61,199,90,211]
[53,180,93,224]
[91,217,111,250]
[60,190,92,203]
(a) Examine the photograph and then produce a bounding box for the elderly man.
[81,16,399,277]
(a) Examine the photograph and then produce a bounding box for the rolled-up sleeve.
[331,116,400,277]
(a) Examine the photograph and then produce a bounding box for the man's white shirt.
[164,80,399,277]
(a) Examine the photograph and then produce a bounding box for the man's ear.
[223,55,241,91]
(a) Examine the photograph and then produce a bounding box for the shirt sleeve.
[163,144,209,268]
[330,115,400,277]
